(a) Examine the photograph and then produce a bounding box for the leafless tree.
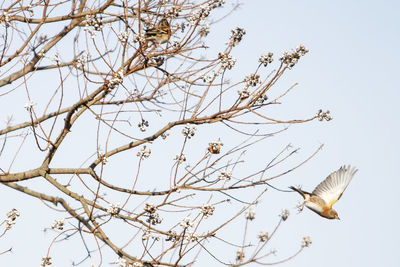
[0,0,331,266]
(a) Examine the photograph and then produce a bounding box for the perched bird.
[290,165,358,220]
[144,18,171,44]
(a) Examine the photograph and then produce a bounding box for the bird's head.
[328,209,340,220]
[158,18,170,29]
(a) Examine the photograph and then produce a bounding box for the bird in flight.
[290,165,358,220]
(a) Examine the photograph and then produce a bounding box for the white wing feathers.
[312,165,358,207]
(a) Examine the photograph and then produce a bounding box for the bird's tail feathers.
[289,186,311,199]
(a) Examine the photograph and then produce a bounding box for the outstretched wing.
[312,165,358,208]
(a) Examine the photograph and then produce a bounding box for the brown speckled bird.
[290,165,358,220]
[145,18,171,44]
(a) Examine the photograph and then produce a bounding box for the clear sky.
[1,1,399,266]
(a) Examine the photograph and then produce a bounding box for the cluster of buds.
[236,250,245,262]
[199,24,210,37]
[209,0,225,8]
[75,53,88,68]
[258,230,269,242]
[166,6,182,19]
[189,5,211,24]
[175,22,187,33]
[172,41,180,50]
[244,73,261,87]
[256,94,269,105]
[133,261,144,267]
[51,218,65,230]
[259,53,274,67]
[144,203,162,225]
[137,146,151,159]
[180,217,194,228]
[280,209,290,221]
[182,124,197,138]
[239,73,261,100]
[166,230,179,242]
[230,27,246,47]
[144,203,157,214]
[238,87,250,100]
[161,132,169,139]
[302,236,312,247]
[6,209,20,230]
[208,140,223,154]
[200,72,214,83]
[316,109,333,121]
[146,213,163,225]
[174,153,186,163]
[115,257,127,267]
[279,45,309,69]
[218,169,232,181]
[117,31,129,43]
[100,154,109,165]
[192,0,226,21]
[245,207,256,221]
[107,70,124,90]
[24,100,35,111]
[201,203,215,218]
[107,203,121,218]
[133,33,145,43]
[84,14,104,38]
[138,119,149,132]
[41,256,52,266]
[185,230,199,242]
[116,260,145,267]
[152,56,165,67]
[219,52,237,70]
[84,14,103,31]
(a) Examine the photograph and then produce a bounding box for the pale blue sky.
[1,1,399,266]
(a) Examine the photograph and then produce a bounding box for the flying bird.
[145,18,171,44]
[290,165,358,220]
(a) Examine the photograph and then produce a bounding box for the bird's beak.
[337,216,341,220]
